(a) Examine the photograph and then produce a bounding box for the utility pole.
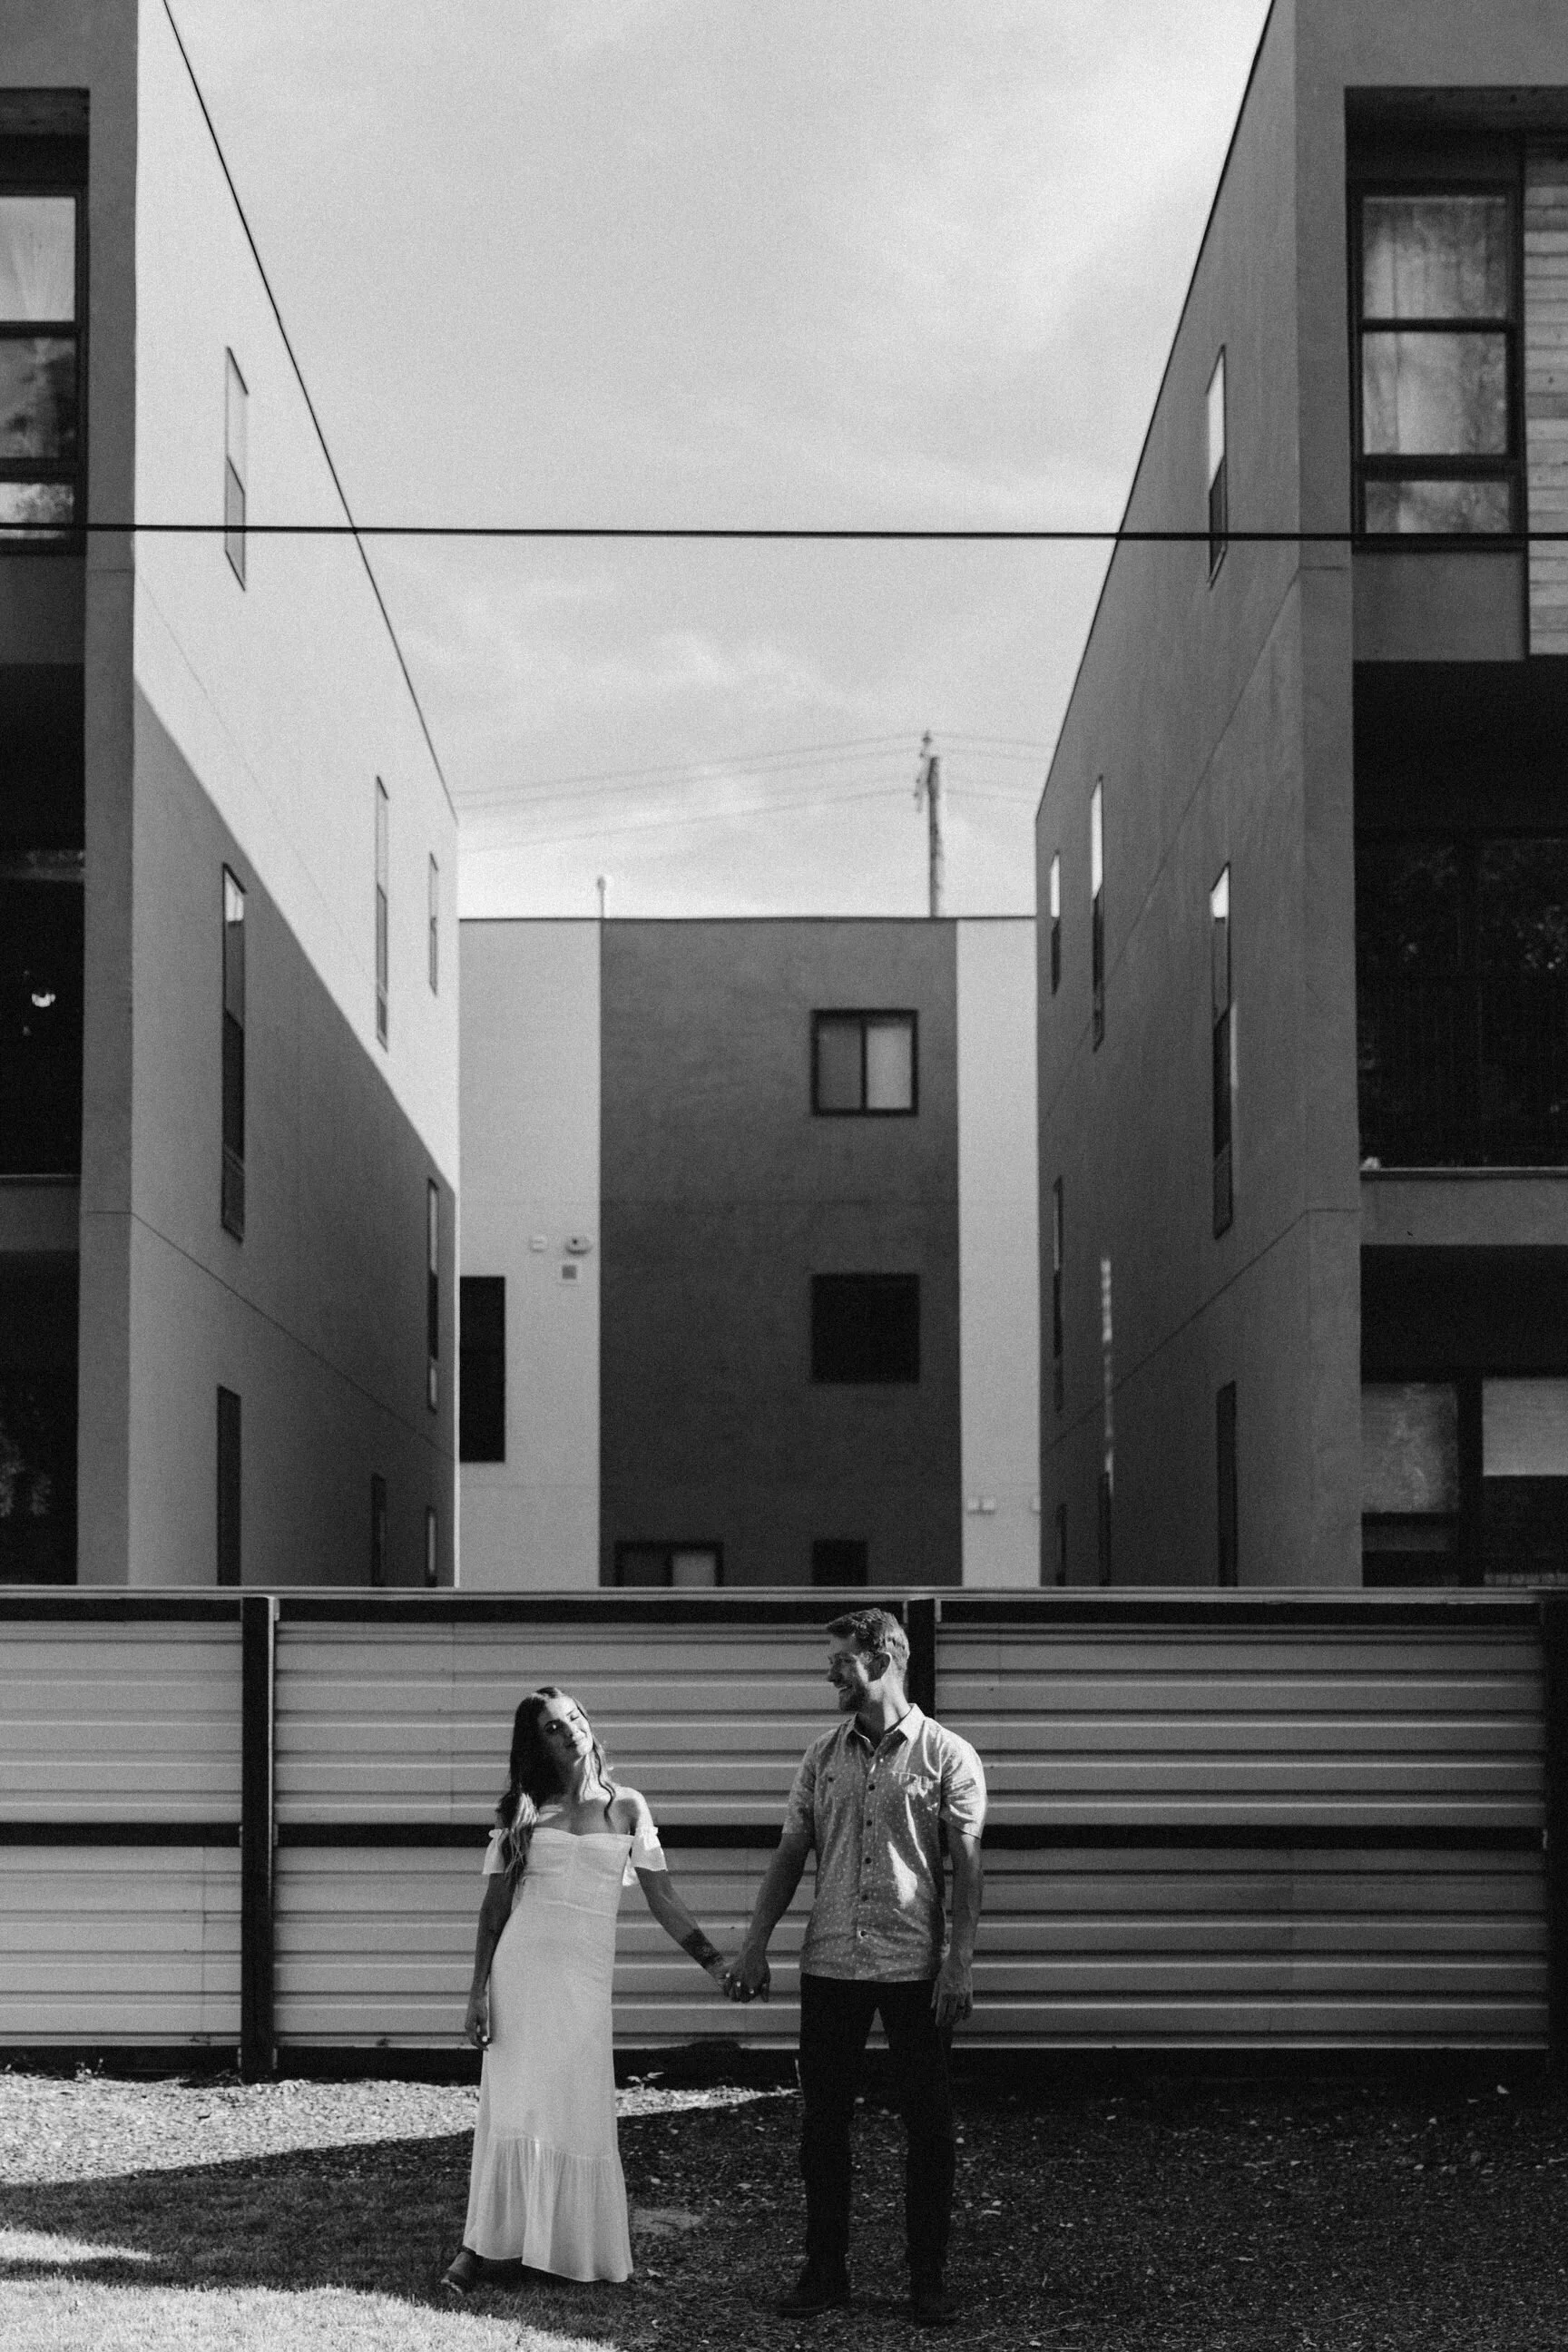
[914,732,944,917]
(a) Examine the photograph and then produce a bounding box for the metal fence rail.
[2,1589,1564,2070]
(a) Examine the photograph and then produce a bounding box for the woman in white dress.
[442,1686,730,2293]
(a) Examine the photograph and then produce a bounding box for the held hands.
[721,1945,771,2004]
[463,1987,491,2049]
[931,1953,974,2031]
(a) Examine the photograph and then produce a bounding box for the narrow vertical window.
[1096,1469,1112,1586]
[375,779,389,1047]
[425,1504,438,1589]
[1206,348,1228,574]
[1217,1382,1239,1585]
[1211,865,1233,1236]
[0,190,82,541]
[1051,1178,1064,1415]
[224,350,248,586]
[459,1275,505,1462]
[427,854,439,994]
[216,1387,241,1586]
[370,1473,387,1587]
[1049,853,1062,995]
[1052,1501,1067,1587]
[426,1180,440,1411]
[221,868,245,1240]
[1090,782,1105,1047]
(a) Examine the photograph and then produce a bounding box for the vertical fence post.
[905,1594,937,1717]
[240,1592,277,2080]
[1543,1594,1568,2079]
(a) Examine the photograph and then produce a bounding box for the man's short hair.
[826,1607,910,1677]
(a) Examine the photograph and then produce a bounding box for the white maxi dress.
[463,1807,664,2281]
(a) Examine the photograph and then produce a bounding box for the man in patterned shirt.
[727,1607,985,2327]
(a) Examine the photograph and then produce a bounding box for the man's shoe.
[441,2247,484,2296]
[777,2261,851,2318]
[910,2273,956,2326]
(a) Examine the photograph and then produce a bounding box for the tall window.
[1090,781,1105,1048]
[374,779,389,1046]
[427,855,439,994]
[1051,1178,1064,1415]
[224,350,248,585]
[220,870,245,1240]
[1052,1501,1067,1587]
[216,1387,241,1587]
[1210,865,1233,1236]
[1048,853,1062,995]
[425,1504,438,1589]
[459,1275,505,1462]
[810,1273,919,1384]
[1356,191,1516,534]
[1217,1382,1239,1585]
[1096,1469,1112,1586]
[426,1181,440,1412]
[0,191,82,541]
[1206,348,1228,573]
[369,1474,387,1586]
[812,1011,916,1113]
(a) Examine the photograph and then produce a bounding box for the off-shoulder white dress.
[462,1804,665,2281]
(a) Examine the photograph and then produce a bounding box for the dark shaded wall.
[600,920,961,1587]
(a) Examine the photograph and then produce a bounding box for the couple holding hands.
[443,1607,986,2327]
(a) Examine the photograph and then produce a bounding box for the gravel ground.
[3,2063,1568,2349]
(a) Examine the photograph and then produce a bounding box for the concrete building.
[460,917,1038,1589]
[0,5,458,1586]
[1037,0,1568,1588]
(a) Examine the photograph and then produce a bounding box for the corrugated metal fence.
[3,1590,1566,2068]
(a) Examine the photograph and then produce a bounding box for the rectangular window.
[1361,1380,1461,1583]
[426,1181,439,1412]
[224,350,247,584]
[1052,1501,1067,1587]
[812,1538,868,1587]
[613,1542,722,1588]
[216,1387,241,1587]
[1210,865,1233,1236]
[1206,348,1228,573]
[1049,853,1062,995]
[1480,1377,1568,1587]
[810,1272,920,1385]
[1090,781,1105,1048]
[370,1473,387,1587]
[811,1010,917,1114]
[459,1274,505,1462]
[0,189,83,543]
[1355,191,1517,534]
[375,779,389,1047]
[425,1504,438,1589]
[1217,1381,1239,1585]
[427,855,439,994]
[221,869,245,1240]
[1051,1178,1064,1416]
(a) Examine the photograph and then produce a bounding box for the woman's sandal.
[442,2248,484,2295]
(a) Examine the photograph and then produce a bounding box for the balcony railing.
[1357,974,1568,1168]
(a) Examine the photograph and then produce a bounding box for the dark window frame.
[810,1008,919,1117]
[810,1270,921,1386]
[0,167,86,554]
[220,867,245,1240]
[811,1537,868,1587]
[612,1540,725,1589]
[1048,852,1062,995]
[216,1386,241,1587]
[426,1181,439,1413]
[1211,864,1233,1236]
[1206,346,1228,577]
[425,1504,438,1589]
[458,1273,506,1463]
[1052,1500,1067,1587]
[1051,1177,1064,1416]
[1350,180,1523,542]
[1090,781,1105,1049]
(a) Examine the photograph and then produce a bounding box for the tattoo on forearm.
[679,1927,721,1969]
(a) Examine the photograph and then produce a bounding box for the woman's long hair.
[494,1687,615,1882]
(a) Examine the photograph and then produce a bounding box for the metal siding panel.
[0,1623,241,1821]
[0,1848,240,2043]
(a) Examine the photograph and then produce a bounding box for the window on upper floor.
[224,351,248,585]
[426,1180,440,1413]
[374,780,389,1047]
[614,1542,722,1588]
[221,868,245,1240]
[1206,348,1228,574]
[1355,190,1517,535]
[1048,853,1062,994]
[810,1272,920,1385]
[1210,865,1233,1237]
[1090,781,1105,1048]
[459,1275,505,1463]
[0,191,83,544]
[1217,1382,1239,1585]
[216,1387,241,1586]
[812,1010,916,1114]
[1050,1178,1063,1416]
[811,1538,868,1587]
[427,854,439,994]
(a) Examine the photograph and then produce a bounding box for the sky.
[172,0,1273,919]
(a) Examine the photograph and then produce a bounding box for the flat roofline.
[459,912,1037,929]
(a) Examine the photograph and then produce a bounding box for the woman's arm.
[635,1865,728,1984]
[464,1871,514,2047]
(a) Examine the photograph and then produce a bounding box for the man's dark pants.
[798,1971,956,2284]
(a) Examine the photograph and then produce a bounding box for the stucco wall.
[459,921,601,1590]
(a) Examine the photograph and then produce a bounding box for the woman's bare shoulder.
[608,1785,650,1831]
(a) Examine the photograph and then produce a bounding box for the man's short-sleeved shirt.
[782,1705,986,1982]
